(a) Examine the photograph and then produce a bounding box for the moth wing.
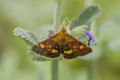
[63,34,92,59]
[32,34,60,58]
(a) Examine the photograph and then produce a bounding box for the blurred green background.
[0,0,120,80]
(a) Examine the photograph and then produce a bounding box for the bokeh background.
[0,0,120,80]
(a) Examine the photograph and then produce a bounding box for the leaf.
[70,25,88,44]
[13,27,38,46]
[34,24,54,41]
[70,5,101,29]
[71,25,88,36]
[61,17,70,27]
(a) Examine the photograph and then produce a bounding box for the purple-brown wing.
[32,34,60,58]
[63,34,92,59]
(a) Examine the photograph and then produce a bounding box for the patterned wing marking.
[63,34,92,59]
[32,34,60,58]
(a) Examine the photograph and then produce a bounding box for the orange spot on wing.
[51,49,58,53]
[80,45,84,49]
[64,50,72,54]
[40,44,45,48]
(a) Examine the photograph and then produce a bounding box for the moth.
[32,26,92,59]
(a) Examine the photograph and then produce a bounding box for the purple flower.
[48,32,53,38]
[83,30,97,46]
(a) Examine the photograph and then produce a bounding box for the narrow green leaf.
[13,27,38,46]
[70,5,101,29]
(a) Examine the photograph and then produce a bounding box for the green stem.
[87,61,97,80]
[85,0,94,8]
[87,62,93,80]
[84,0,97,80]
[51,0,61,80]
[51,60,59,80]
[53,0,61,30]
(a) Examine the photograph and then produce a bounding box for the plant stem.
[85,0,94,8]
[51,60,59,80]
[87,61,97,80]
[84,0,97,80]
[53,0,61,30]
[51,0,61,80]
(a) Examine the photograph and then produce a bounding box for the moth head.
[60,26,70,34]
